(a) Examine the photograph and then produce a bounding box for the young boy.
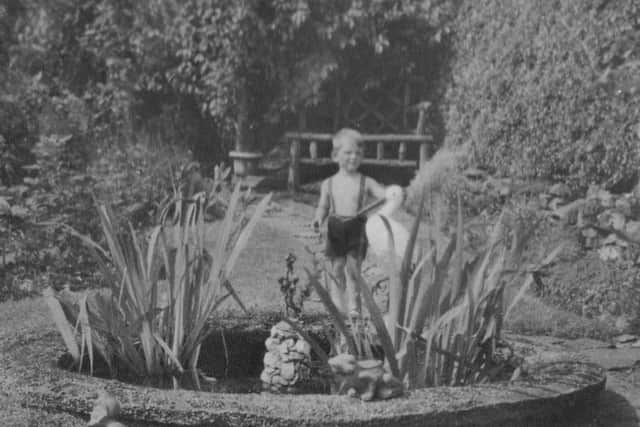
[312,128,386,316]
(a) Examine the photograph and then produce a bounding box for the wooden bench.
[286,132,434,191]
[284,76,435,192]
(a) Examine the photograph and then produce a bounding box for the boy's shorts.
[326,215,368,259]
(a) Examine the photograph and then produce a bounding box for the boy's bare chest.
[331,177,363,214]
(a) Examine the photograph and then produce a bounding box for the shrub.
[444,0,640,192]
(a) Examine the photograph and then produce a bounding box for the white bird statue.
[365,185,409,262]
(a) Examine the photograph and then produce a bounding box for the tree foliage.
[2,0,454,155]
[78,0,453,148]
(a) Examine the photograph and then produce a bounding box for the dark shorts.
[326,215,368,259]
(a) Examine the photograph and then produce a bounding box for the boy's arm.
[313,180,330,230]
[366,177,386,201]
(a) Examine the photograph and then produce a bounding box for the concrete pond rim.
[3,319,606,426]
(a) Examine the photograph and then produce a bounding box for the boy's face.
[335,138,363,173]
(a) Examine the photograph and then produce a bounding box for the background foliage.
[1,0,453,170]
[444,0,640,192]
[0,0,453,300]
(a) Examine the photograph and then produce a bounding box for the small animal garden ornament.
[328,353,403,401]
[261,320,312,393]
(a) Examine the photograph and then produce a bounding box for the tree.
[80,0,452,156]
[168,0,454,153]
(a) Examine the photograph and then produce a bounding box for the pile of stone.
[260,321,312,393]
[458,169,640,263]
[456,173,640,331]
[539,184,640,262]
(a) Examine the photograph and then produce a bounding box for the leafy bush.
[45,182,272,386]
[0,97,36,185]
[445,0,640,192]
[1,115,193,301]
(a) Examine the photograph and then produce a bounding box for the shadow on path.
[585,389,640,427]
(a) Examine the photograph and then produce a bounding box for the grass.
[505,295,618,341]
[0,297,50,328]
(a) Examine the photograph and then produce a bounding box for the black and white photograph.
[1,1,639,425]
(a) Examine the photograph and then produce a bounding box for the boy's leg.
[330,256,348,314]
[345,253,362,316]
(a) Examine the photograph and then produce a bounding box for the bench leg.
[419,142,428,170]
[288,139,300,193]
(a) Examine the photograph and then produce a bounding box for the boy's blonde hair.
[332,128,363,158]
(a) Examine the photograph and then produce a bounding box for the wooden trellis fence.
[286,79,434,191]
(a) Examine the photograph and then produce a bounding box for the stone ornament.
[88,391,126,427]
[328,353,403,401]
[260,321,312,393]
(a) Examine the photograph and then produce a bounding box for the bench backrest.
[285,131,434,191]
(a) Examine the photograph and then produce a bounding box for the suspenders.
[328,174,365,216]
[328,177,334,215]
[327,174,368,259]
[357,174,365,212]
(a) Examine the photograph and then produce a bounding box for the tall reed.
[46,182,271,387]
[310,185,560,389]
